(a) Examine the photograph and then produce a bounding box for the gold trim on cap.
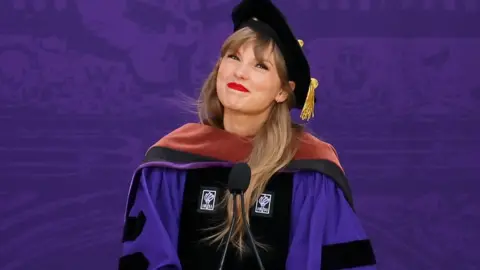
[298,39,304,47]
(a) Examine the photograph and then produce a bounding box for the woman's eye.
[227,54,239,60]
[256,63,269,70]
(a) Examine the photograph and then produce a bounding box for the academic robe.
[119,123,377,270]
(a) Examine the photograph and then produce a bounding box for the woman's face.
[216,40,290,116]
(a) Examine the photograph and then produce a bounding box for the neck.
[222,108,270,137]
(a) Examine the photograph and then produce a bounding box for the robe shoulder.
[141,123,354,208]
[147,123,342,167]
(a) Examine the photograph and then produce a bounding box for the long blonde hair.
[197,27,303,253]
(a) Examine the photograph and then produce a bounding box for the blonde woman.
[119,0,376,269]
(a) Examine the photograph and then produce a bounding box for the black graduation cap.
[231,0,318,121]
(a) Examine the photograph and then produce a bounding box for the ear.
[288,81,296,92]
[275,81,296,103]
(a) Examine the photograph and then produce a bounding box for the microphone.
[228,163,265,270]
[218,163,251,270]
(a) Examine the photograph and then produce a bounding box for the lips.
[227,82,249,92]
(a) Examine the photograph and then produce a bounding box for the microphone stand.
[240,193,265,270]
[218,193,239,270]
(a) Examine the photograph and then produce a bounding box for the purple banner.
[1,0,479,269]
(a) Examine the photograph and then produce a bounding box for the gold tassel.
[300,78,318,121]
[297,39,317,121]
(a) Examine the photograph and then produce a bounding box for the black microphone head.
[228,162,251,194]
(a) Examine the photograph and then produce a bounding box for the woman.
[119,0,376,269]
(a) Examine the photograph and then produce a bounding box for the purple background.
[1,0,480,269]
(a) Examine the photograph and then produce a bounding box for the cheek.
[217,61,233,80]
[216,66,226,88]
[216,67,224,82]
[216,65,229,97]
[252,74,281,96]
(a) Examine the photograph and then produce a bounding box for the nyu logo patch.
[253,192,274,217]
[198,188,218,213]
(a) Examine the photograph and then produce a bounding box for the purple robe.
[119,159,376,270]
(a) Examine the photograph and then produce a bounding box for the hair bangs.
[220,27,277,64]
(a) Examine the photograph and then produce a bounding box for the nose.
[233,63,249,80]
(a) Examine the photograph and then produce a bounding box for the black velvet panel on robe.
[177,167,293,270]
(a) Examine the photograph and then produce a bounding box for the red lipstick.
[227,82,249,92]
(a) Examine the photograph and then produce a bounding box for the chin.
[219,98,253,113]
[217,90,244,109]
[220,101,247,113]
